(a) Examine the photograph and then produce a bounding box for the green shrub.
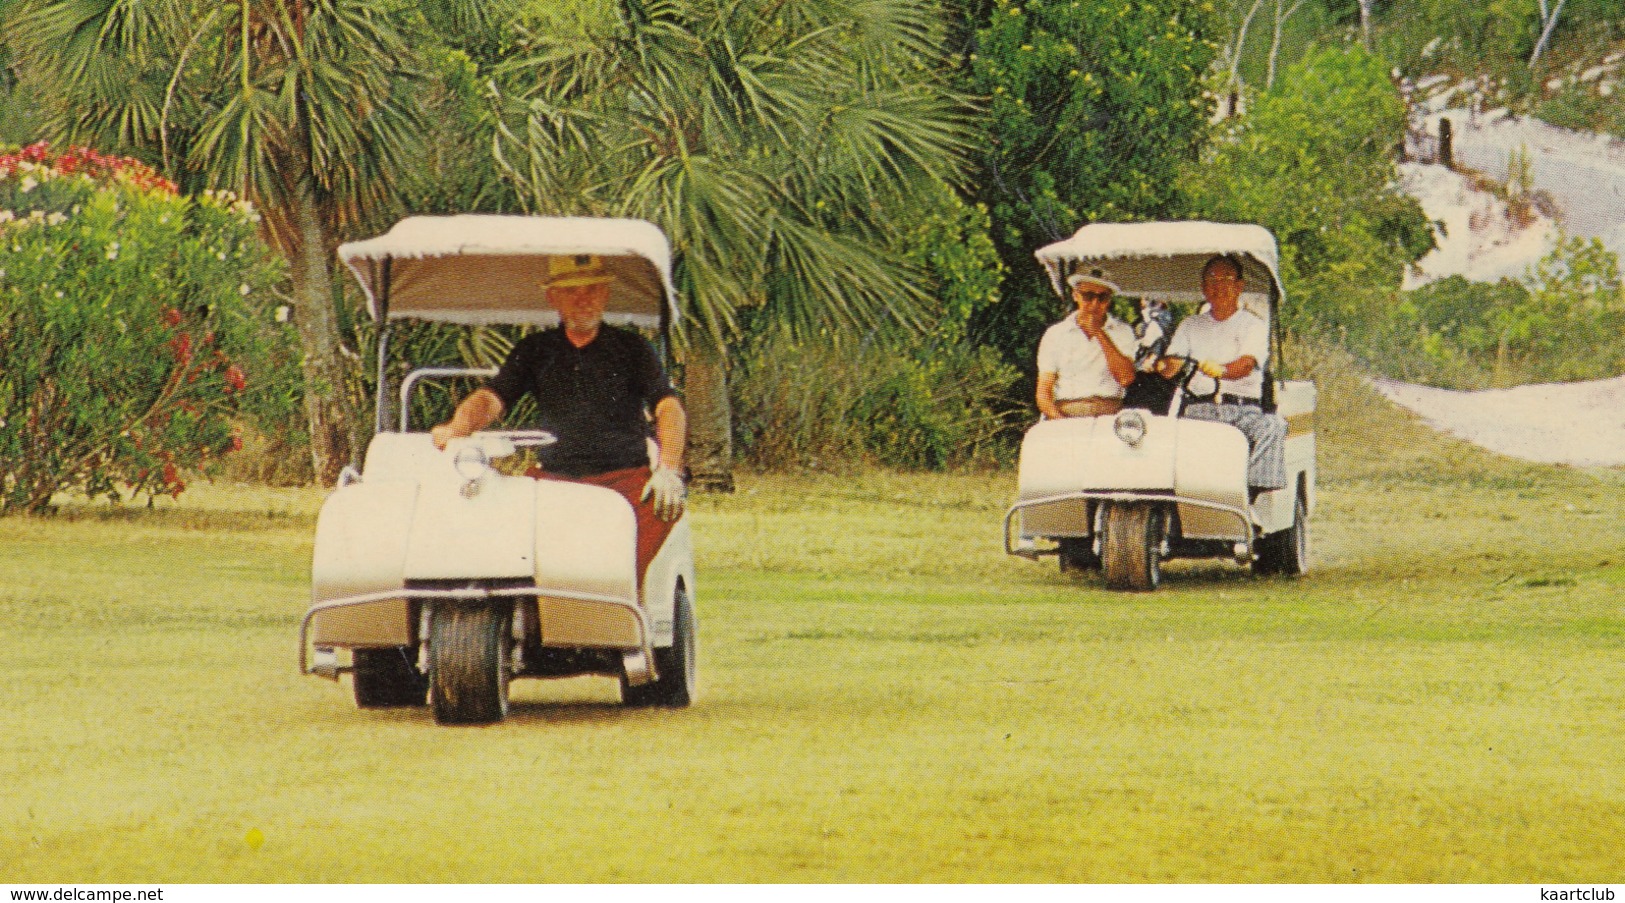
[733,331,1019,471]
[1359,237,1625,388]
[0,142,295,513]
[1184,45,1434,345]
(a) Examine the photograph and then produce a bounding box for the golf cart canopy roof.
[1035,221,1283,306]
[338,215,680,329]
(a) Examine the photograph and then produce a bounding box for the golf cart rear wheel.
[429,603,511,725]
[622,583,696,708]
[352,646,428,708]
[1254,489,1309,576]
[1057,537,1100,574]
[1102,502,1164,591]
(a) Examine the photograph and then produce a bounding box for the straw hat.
[546,253,613,289]
[1067,266,1120,295]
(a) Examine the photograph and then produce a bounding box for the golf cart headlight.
[1113,409,1147,447]
[453,444,490,482]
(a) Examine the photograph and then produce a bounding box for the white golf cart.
[300,215,697,724]
[1004,222,1315,590]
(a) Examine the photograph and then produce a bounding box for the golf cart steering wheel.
[494,430,558,449]
[1168,356,1200,389]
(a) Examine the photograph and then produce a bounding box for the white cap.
[1067,267,1120,294]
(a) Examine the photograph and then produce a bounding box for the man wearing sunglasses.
[1035,268,1137,419]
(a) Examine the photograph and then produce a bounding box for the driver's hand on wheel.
[1154,356,1185,379]
[641,466,687,522]
[1197,359,1226,380]
[431,422,470,451]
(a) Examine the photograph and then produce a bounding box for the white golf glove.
[640,466,687,522]
[1197,359,1226,380]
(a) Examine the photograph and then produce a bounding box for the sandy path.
[1369,374,1625,467]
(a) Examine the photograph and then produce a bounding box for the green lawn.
[1,388,1622,881]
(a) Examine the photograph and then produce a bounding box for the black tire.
[622,583,696,708]
[352,647,428,708]
[1101,502,1164,591]
[429,603,510,725]
[1057,537,1100,574]
[1254,489,1309,577]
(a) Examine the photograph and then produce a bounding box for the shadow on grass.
[22,503,311,532]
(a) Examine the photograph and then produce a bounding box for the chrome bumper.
[1003,490,1255,559]
[299,584,652,679]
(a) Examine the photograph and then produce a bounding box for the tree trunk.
[683,338,735,493]
[288,187,359,486]
[1358,0,1373,51]
[1528,0,1567,69]
[1228,0,1266,95]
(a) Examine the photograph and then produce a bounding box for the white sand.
[1369,375,1625,467]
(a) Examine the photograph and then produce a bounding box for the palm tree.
[492,0,974,490]
[7,0,512,484]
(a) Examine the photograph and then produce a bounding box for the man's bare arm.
[1093,331,1137,387]
[1035,372,1063,419]
[652,395,688,470]
[431,388,505,450]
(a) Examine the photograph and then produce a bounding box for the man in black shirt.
[431,254,688,582]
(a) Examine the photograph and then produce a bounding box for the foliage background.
[0,143,296,513]
[1,0,1623,488]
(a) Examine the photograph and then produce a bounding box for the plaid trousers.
[1182,402,1288,490]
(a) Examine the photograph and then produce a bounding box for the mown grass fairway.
[2,375,1622,882]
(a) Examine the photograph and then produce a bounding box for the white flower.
[274,305,290,323]
[20,176,37,193]
[54,290,64,298]
[217,251,227,261]
[46,212,66,226]
[239,283,251,295]
[0,210,13,223]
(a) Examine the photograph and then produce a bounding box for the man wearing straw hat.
[1035,267,1137,419]
[431,253,688,584]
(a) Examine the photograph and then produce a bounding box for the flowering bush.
[0,142,296,514]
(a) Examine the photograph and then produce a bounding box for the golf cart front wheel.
[1101,501,1165,591]
[429,602,511,725]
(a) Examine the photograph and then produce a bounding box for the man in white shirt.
[1035,268,1137,418]
[1156,254,1288,492]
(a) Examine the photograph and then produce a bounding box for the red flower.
[224,365,247,393]
[168,333,193,365]
[162,307,183,328]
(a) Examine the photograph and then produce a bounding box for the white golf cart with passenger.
[1005,222,1315,590]
[300,216,696,724]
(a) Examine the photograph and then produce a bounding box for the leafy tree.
[493,0,976,489]
[1383,0,1620,77]
[5,0,515,485]
[0,142,293,514]
[961,0,1220,376]
[732,179,1014,470]
[1183,45,1432,341]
